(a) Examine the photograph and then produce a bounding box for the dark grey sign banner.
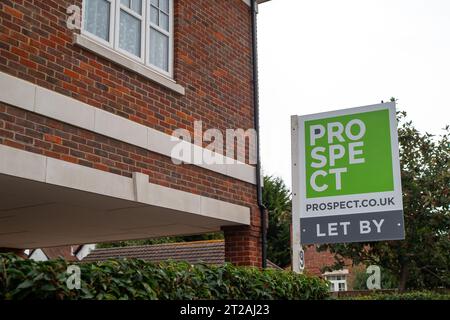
[300,210,405,245]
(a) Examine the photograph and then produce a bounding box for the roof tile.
[83,240,281,269]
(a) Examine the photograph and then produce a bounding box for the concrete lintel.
[0,145,250,226]
[0,71,257,185]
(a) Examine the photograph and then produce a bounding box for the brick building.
[304,245,364,291]
[0,0,270,267]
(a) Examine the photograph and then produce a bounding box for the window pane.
[150,6,159,25]
[119,10,142,57]
[160,12,169,31]
[151,0,159,7]
[84,0,111,41]
[121,0,141,14]
[150,28,169,71]
[131,0,142,14]
[160,0,169,13]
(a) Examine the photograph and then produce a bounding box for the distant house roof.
[83,240,281,270]
[28,246,80,262]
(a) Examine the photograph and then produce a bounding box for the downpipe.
[250,0,267,269]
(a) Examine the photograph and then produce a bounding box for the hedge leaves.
[0,254,329,300]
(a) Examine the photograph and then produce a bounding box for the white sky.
[257,0,450,187]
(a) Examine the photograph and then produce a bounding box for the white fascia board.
[46,156,135,201]
[0,72,35,112]
[135,172,202,216]
[35,86,95,131]
[0,71,256,185]
[227,162,257,185]
[200,196,251,225]
[0,145,47,182]
[94,108,148,149]
[0,145,250,225]
[323,269,350,276]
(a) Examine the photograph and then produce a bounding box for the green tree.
[263,175,292,268]
[319,104,450,291]
[352,267,398,290]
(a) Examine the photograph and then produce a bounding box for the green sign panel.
[304,109,394,198]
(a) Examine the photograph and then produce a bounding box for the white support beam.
[0,144,250,249]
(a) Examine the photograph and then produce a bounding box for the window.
[82,0,173,76]
[118,0,144,58]
[84,0,113,42]
[325,274,348,292]
[149,0,170,71]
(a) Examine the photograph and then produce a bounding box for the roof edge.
[243,0,271,6]
[92,240,225,252]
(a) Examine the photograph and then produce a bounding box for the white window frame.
[146,0,174,77]
[115,0,146,63]
[81,0,174,78]
[325,274,348,292]
[81,0,115,48]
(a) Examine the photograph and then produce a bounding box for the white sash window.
[149,0,170,72]
[83,0,113,43]
[117,0,144,59]
[325,274,348,292]
[82,0,173,77]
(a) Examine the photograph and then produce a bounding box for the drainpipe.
[250,0,267,269]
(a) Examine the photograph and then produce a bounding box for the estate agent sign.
[291,102,405,271]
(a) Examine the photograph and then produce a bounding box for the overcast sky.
[257,0,450,187]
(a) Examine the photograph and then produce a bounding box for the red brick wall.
[0,0,254,139]
[304,245,362,290]
[0,0,261,266]
[223,225,261,266]
[304,245,339,277]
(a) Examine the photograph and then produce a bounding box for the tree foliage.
[319,106,450,290]
[263,175,292,268]
[352,267,398,290]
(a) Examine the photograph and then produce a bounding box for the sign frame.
[291,102,404,273]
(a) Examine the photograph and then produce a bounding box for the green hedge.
[0,254,329,300]
[345,291,450,300]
